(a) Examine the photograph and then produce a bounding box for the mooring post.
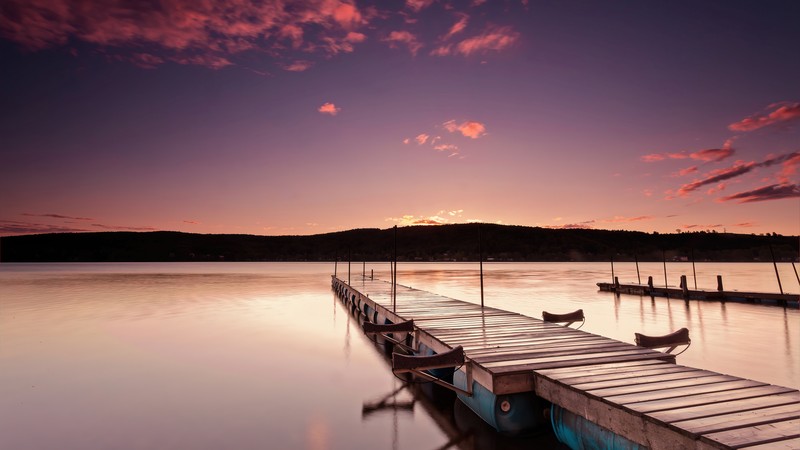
[792,262,799,286]
[680,275,689,299]
[610,255,615,286]
[691,248,698,290]
[717,275,724,292]
[769,245,784,295]
[635,254,641,285]
[362,261,365,278]
[371,269,373,280]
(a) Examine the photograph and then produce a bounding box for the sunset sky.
[1,0,798,237]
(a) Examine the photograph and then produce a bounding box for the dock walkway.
[334,275,800,450]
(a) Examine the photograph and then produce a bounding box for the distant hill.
[0,224,797,262]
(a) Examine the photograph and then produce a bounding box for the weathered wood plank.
[564,365,703,387]
[628,386,798,414]
[537,359,669,377]
[701,418,800,448]
[582,372,733,396]
[671,403,800,435]
[650,392,800,423]
[486,348,667,369]
[736,436,800,449]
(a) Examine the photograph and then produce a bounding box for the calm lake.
[1,262,798,450]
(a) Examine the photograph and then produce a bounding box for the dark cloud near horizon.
[720,183,800,203]
[22,213,94,221]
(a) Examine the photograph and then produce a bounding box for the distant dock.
[598,276,799,308]
[333,275,800,449]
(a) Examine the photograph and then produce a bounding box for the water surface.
[1,262,797,449]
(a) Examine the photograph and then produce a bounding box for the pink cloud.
[405,0,435,12]
[282,60,314,72]
[443,119,487,139]
[677,152,799,196]
[443,14,469,40]
[719,183,800,203]
[434,144,458,152]
[22,213,94,221]
[728,102,800,132]
[0,0,369,69]
[678,163,755,196]
[690,147,734,162]
[641,152,688,162]
[603,216,654,223]
[415,133,430,145]
[403,138,411,144]
[674,166,699,177]
[384,30,423,55]
[454,25,519,56]
[318,102,341,115]
[777,153,800,183]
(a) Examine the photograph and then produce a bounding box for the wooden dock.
[334,275,800,450]
[597,280,799,308]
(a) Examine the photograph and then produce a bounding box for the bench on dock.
[542,309,585,328]
[635,327,691,354]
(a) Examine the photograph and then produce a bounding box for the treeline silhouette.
[1,224,797,263]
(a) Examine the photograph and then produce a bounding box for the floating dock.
[597,278,799,308]
[333,275,800,450]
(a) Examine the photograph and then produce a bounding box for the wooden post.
[614,276,620,290]
[334,259,338,277]
[635,254,641,284]
[647,276,654,289]
[348,250,351,284]
[691,248,697,290]
[610,256,615,285]
[792,262,799,286]
[769,245,784,295]
[680,275,689,299]
[371,269,374,280]
[717,275,724,291]
[479,224,484,308]
[362,261,365,278]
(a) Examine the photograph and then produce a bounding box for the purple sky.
[1,0,798,236]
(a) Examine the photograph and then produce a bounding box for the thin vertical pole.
[792,261,799,286]
[769,245,784,295]
[334,259,338,277]
[663,251,669,298]
[348,250,351,285]
[479,224,484,308]
[634,254,641,284]
[393,225,397,311]
[362,261,365,278]
[610,255,615,284]
[691,248,697,290]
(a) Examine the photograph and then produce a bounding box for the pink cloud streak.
[728,102,800,132]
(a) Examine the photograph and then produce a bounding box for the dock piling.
[769,245,784,295]
[717,275,724,291]
[635,254,641,284]
[680,275,689,299]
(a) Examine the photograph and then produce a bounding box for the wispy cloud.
[642,147,734,163]
[22,213,94,221]
[719,183,800,203]
[443,119,487,139]
[415,133,430,145]
[384,30,423,55]
[443,14,469,40]
[0,0,368,69]
[282,60,314,72]
[91,224,158,231]
[677,152,799,197]
[405,0,435,12]
[454,25,519,56]
[387,209,466,226]
[728,102,800,132]
[318,102,341,115]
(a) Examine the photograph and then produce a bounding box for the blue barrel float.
[453,369,548,434]
[550,404,643,450]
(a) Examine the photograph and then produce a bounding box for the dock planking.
[335,275,800,449]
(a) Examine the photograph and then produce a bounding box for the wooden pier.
[597,277,799,308]
[333,275,800,450]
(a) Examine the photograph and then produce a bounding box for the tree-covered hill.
[0,224,797,262]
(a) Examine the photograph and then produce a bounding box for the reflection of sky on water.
[0,262,796,449]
